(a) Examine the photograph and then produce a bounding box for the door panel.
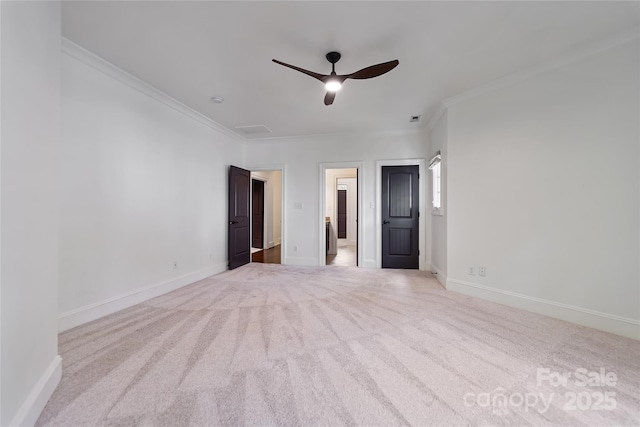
[389,172,412,217]
[382,165,419,269]
[388,228,412,255]
[228,165,251,269]
[252,179,264,248]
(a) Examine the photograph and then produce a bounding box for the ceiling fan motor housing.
[326,52,341,64]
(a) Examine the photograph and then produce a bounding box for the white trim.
[362,259,377,269]
[9,355,62,427]
[426,102,446,132]
[247,165,285,263]
[283,257,319,266]
[0,10,3,426]
[58,263,226,332]
[446,278,640,340]
[424,30,639,130]
[61,38,246,144]
[61,38,427,144]
[441,29,639,109]
[375,159,427,270]
[319,162,364,267]
[243,126,426,143]
[430,264,447,288]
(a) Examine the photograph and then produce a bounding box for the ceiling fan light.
[325,80,342,92]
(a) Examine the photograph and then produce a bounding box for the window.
[429,152,442,215]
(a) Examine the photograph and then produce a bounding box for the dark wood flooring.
[251,245,281,264]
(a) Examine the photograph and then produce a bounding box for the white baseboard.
[446,278,640,340]
[10,355,62,427]
[430,265,447,288]
[362,259,377,269]
[58,263,227,332]
[283,257,319,266]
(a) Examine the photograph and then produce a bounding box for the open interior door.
[228,165,251,269]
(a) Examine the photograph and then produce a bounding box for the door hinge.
[418,250,420,255]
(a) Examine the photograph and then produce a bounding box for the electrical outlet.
[468,266,475,276]
[293,245,298,252]
[479,267,486,277]
[173,261,178,269]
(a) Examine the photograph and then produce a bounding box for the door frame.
[376,159,427,270]
[247,164,286,264]
[319,162,363,267]
[250,176,266,249]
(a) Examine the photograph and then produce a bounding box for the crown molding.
[441,28,639,109]
[61,37,247,145]
[243,125,428,144]
[426,102,446,133]
[424,28,639,129]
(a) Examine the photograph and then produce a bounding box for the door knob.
[382,220,390,224]
[229,221,238,225]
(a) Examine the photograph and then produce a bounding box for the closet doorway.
[322,166,359,267]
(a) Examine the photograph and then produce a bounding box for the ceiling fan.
[272,52,399,106]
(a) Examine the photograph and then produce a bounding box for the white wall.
[1,2,61,425]
[446,40,639,338]
[246,131,428,268]
[429,111,447,286]
[59,43,244,330]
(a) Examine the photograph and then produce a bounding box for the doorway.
[323,167,359,267]
[250,170,282,264]
[252,179,264,249]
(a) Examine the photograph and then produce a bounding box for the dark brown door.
[228,166,251,269]
[252,179,264,249]
[382,165,419,269]
[337,189,347,239]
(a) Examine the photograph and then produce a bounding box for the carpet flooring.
[37,264,640,426]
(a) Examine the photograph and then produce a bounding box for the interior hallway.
[326,240,356,267]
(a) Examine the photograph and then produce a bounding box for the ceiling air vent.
[234,125,272,135]
[409,115,421,123]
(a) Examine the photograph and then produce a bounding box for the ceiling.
[62,1,639,140]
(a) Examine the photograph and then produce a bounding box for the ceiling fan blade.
[272,59,327,82]
[324,92,336,106]
[347,60,399,80]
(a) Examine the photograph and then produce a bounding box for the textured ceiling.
[62,1,639,140]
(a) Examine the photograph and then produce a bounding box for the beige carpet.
[37,264,640,426]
